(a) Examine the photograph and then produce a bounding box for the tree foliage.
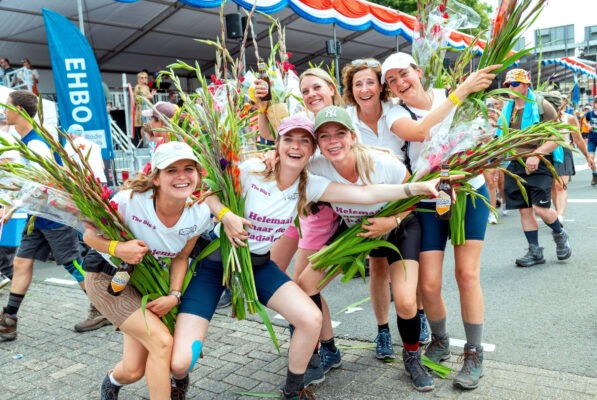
[369,0,493,37]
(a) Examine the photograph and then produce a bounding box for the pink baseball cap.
[277,114,315,138]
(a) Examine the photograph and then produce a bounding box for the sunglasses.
[505,81,522,88]
[351,59,380,68]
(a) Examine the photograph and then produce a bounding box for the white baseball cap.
[381,52,417,84]
[151,141,199,170]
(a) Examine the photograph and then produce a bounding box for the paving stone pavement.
[1,282,596,400]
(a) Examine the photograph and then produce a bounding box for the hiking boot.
[402,348,434,392]
[419,313,431,345]
[0,273,10,290]
[424,333,451,363]
[0,308,17,341]
[515,244,545,268]
[281,387,316,400]
[374,328,395,360]
[100,372,121,400]
[319,345,342,373]
[171,375,189,400]
[75,303,112,332]
[453,343,484,390]
[591,174,597,186]
[216,288,232,308]
[552,230,572,260]
[303,353,325,387]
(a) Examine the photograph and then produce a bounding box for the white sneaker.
[0,273,10,290]
[488,214,498,225]
[500,203,509,216]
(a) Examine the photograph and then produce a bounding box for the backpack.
[534,91,564,165]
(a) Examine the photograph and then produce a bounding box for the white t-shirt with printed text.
[308,152,407,227]
[101,190,212,268]
[239,160,331,254]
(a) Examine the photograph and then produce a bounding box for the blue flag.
[43,8,113,159]
[572,73,581,106]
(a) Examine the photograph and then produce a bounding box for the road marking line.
[568,199,597,203]
[449,338,495,352]
[44,278,78,285]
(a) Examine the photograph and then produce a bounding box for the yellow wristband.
[448,92,462,107]
[258,106,268,114]
[217,207,231,221]
[108,240,118,257]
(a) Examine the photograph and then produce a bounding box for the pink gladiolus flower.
[109,200,119,211]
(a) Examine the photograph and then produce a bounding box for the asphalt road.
[27,154,597,380]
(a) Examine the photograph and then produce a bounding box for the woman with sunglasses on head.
[253,68,344,384]
[381,52,499,390]
[170,114,442,400]
[340,58,431,363]
[296,105,436,391]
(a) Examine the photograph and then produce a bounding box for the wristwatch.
[168,290,182,304]
[395,215,402,228]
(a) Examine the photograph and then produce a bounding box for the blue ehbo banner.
[42,8,113,159]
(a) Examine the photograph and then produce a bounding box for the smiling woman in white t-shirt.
[170,114,442,400]
[82,141,239,399]
[381,52,499,390]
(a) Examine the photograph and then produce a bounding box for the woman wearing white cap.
[170,114,445,400]
[340,58,432,365]
[381,52,499,390]
[82,141,242,400]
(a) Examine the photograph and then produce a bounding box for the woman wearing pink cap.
[170,114,444,400]
[381,52,499,390]
[254,68,344,383]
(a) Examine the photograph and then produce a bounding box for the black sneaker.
[515,244,545,267]
[171,375,189,400]
[216,288,232,308]
[100,373,121,400]
[402,348,434,392]
[552,230,571,260]
[592,174,597,186]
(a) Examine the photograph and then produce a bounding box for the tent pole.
[333,23,341,91]
[77,0,85,35]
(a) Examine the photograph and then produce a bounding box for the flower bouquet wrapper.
[265,102,289,133]
[0,171,89,232]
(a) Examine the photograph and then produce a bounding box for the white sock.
[109,372,123,387]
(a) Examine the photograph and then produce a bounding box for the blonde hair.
[352,143,395,185]
[260,135,316,216]
[299,68,344,108]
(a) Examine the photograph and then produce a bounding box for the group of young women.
[82,52,498,400]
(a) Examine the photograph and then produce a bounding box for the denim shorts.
[418,184,490,252]
[179,250,291,321]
